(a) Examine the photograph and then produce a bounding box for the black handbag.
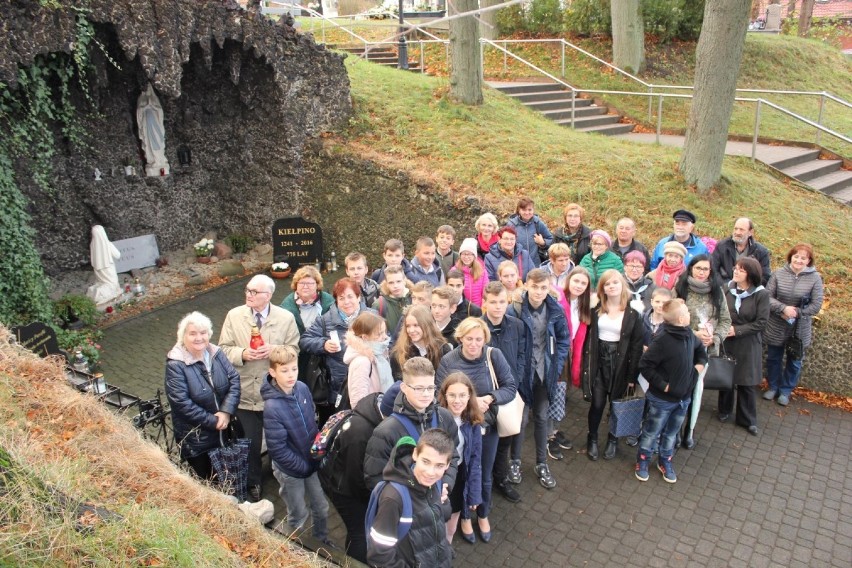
[301,354,331,405]
[785,315,804,361]
[703,345,735,391]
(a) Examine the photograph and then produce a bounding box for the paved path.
[100,282,852,567]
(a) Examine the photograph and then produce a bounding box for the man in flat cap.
[649,210,708,269]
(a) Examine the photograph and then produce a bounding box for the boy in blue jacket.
[261,345,330,543]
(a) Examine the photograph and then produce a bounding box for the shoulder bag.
[703,343,735,391]
[485,347,525,437]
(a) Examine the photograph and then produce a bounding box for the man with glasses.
[363,357,459,492]
[650,210,708,270]
[219,274,300,501]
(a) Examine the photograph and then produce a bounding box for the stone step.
[766,148,821,170]
[808,169,852,195]
[782,159,843,182]
[525,98,594,111]
[574,122,635,136]
[495,83,565,95]
[541,106,607,121]
[510,90,577,103]
[554,113,621,129]
[827,185,852,205]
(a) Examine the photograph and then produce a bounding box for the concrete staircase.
[335,45,421,73]
[490,82,634,136]
[767,148,852,204]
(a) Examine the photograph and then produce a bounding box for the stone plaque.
[272,217,323,269]
[10,322,61,358]
[114,234,160,274]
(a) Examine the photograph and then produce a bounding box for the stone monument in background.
[87,225,122,307]
[136,83,170,176]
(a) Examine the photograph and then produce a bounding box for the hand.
[533,233,545,246]
[476,395,491,414]
[214,412,230,430]
[727,326,736,338]
[243,345,272,361]
[441,484,449,503]
[695,364,705,374]
[782,306,798,319]
[664,384,669,393]
[324,340,341,354]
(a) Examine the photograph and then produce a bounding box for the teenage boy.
[436,225,459,277]
[635,299,708,483]
[371,265,413,339]
[431,286,460,347]
[366,430,454,568]
[481,282,527,503]
[261,346,330,543]
[363,357,459,490]
[446,268,483,318]
[410,281,434,308]
[345,252,379,307]
[407,236,445,287]
[515,269,570,489]
[372,239,412,285]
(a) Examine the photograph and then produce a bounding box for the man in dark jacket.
[366,430,454,568]
[613,217,651,269]
[711,217,771,285]
[363,357,460,492]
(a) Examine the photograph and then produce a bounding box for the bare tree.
[449,0,483,105]
[611,0,644,74]
[679,0,752,193]
[798,0,815,36]
[479,0,501,40]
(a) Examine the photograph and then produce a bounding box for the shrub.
[527,0,565,36]
[53,294,99,327]
[226,234,254,254]
[564,0,612,36]
[497,4,526,36]
[561,0,704,41]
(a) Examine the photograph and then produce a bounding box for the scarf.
[654,260,685,289]
[477,233,498,253]
[338,305,360,326]
[371,339,394,391]
[729,285,765,313]
[687,276,712,295]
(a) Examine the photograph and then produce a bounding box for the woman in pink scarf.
[647,241,687,290]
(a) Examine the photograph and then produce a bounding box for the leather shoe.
[478,519,492,543]
[603,436,618,460]
[586,435,599,461]
[248,485,262,503]
[681,435,696,450]
[460,530,476,544]
[747,425,759,436]
[718,413,730,422]
[496,481,521,503]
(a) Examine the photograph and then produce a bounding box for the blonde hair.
[597,269,630,312]
[475,212,499,233]
[269,345,298,368]
[291,265,324,291]
[454,317,491,344]
[548,242,571,260]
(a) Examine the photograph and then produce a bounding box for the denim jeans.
[766,344,804,396]
[637,392,690,459]
[272,464,329,541]
[477,425,499,519]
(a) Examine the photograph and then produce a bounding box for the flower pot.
[270,269,291,279]
[197,256,211,264]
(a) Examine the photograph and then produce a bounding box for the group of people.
[163,198,824,567]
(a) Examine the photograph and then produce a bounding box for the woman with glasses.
[436,318,516,543]
[673,254,731,449]
[280,266,335,383]
[343,312,393,409]
[622,251,656,314]
[578,229,624,289]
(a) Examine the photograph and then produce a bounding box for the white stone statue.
[87,225,122,307]
[136,83,170,177]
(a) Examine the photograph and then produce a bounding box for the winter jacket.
[676,283,732,357]
[457,420,483,511]
[460,261,489,307]
[405,257,445,288]
[218,304,300,411]
[389,342,453,382]
[516,293,570,405]
[554,224,592,265]
[343,332,385,409]
[640,323,708,402]
[165,344,241,460]
[366,440,452,568]
[372,258,414,285]
[436,346,518,406]
[324,393,385,501]
[540,259,575,290]
[641,307,665,348]
[626,275,656,314]
[711,237,772,285]
[764,265,824,348]
[566,305,588,388]
[363,391,460,491]
[360,278,380,309]
[612,238,651,270]
[650,233,708,270]
[723,285,770,386]
[437,249,459,277]
[507,213,554,266]
[581,305,645,403]
[579,250,625,288]
[484,241,536,282]
[372,292,412,339]
[456,298,483,319]
[261,377,318,478]
[280,291,335,335]
[483,313,527,385]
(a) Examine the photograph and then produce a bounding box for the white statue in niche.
[136,83,170,176]
[87,225,122,307]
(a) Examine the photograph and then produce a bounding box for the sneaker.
[777,394,790,406]
[534,463,556,489]
[762,389,776,401]
[635,456,650,482]
[625,436,639,447]
[496,480,521,503]
[553,431,573,450]
[507,459,522,484]
[657,458,677,483]
[547,438,564,461]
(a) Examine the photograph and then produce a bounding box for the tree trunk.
[679,0,751,193]
[798,0,815,36]
[479,0,500,40]
[611,0,644,74]
[449,0,483,105]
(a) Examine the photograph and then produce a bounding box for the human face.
[616,219,636,244]
[664,252,683,268]
[447,277,465,295]
[295,277,318,303]
[183,323,210,357]
[412,445,450,487]
[518,205,534,222]
[416,245,436,269]
[624,262,644,281]
[336,288,360,316]
[673,220,694,241]
[567,273,589,300]
[790,251,810,274]
[602,275,623,299]
[345,259,367,284]
[526,279,550,309]
[405,315,424,343]
[386,271,407,298]
[478,219,496,239]
[269,360,299,393]
[436,232,454,253]
[732,264,749,286]
[411,291,430,306]
[483,291,508,322]
[590,238,608,258]
[245,284,272,311]
[499,232,516,254]
[431,295,453,325]
[367,323,388,342]
[551,254,572,275]
[731,218,752,246]
[459,250,476,267]
[499,266,519,290]
[403,374,437,412]
[651,294,667,315]
[383,248,404,268]
[565,210,581,230]
[460,328,485,359]
[444,383,470,418]
[691,260,711,282]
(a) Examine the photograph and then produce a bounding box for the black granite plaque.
[10,321,61,358]
[272,217,323,269]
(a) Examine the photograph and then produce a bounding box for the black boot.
[603,434,618,460]
[681,427,695,450]
[587,434,599,461]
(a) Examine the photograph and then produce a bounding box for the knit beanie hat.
[589,229,612,248]
[459,238,478,256]
[663,241,688,259]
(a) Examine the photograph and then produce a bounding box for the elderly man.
[650,210,708,269]
[219,274,300,501]
[711,217,771,285]
[612,217,650,270]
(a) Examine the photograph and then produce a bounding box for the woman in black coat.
[720,257,770,435]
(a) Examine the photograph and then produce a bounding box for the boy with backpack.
[366,429,455,568]
[371,239,412,286]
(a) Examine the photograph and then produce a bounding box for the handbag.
[485,348,525,437]
[547,381,567,422]
[784,315,804,361]
[301,354,331,404]
[204,373,250,502]
[609,386,644,438]
[703,344,735,391]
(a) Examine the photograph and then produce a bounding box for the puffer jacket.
[516,293,570,405]
[457,420,483,512]
[484,241,535,282]
[507,213,554,266]
[366,440,452,568]
[579,250,624,289]
[165,343,241,460]
[581,305,644,403]
[261,377,317,478]
[436,346,517,408]
[343,332,383,409]
[405,257,445,288]
[460,262,489,307]
[483,313,527,385]
[764,265,824,348]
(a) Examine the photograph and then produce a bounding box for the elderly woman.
[553,203,592,265]
[280,266,335,335]
[165,311,241,480]
[579,229,624,289]
[763,244,824,407]
[437,318,516,544]
[623,250,656,314]
[720,257,770,434]
[647,241,687,291]
[484,226,535,282]
[475,212,500,259]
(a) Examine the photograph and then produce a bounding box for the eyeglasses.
[245,288,270,297]
[625,264,644,270]
[297,280,317,287]
[693,266,711,273]
[405,384,437,395]
[446,393,470,401]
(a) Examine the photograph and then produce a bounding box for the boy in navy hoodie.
[261,345,330,542]
[635,299,707,484]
